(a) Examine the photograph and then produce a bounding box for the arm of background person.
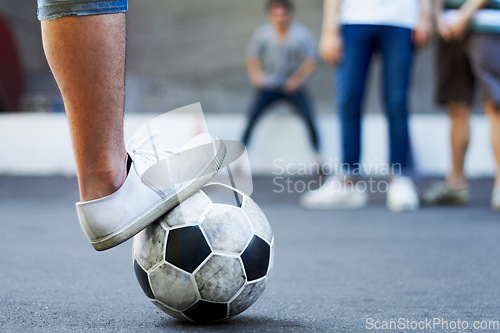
[413,0,433,47]
[434,0,452,40]
[246,57,266,89]
[445,0,490,41]
[319,0,343,65]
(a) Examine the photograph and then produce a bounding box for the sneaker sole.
[421,197,470,206]
[387,201,419,212]
[90,140,227,251]
[299,196,368,210]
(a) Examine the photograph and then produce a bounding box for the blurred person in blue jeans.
[300,0,432,212]
[422,0,500,212]
[242,0,321,162]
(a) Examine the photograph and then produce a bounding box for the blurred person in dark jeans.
[242,0,321,161]
[422,0,500,211]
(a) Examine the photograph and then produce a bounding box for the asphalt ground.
[1,176,499,333]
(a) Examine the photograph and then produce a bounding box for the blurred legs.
[379,26,414,173]
[485,101,500,187]
[447,102,470,189]
[337,25,374,171]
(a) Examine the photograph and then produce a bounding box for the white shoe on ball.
[76,133,226,251]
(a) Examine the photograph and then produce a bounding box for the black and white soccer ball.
[132,183,274,322]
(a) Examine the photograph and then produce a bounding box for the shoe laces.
[127,130,174,165]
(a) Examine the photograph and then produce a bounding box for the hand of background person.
[444,10,471,41]
[283,77,301,95]
[413,15,432,47]
[247,57,267,89]
[436,13,453,41]
[436,0,487,42]
[251,72,267,89]
[319,30,343,65]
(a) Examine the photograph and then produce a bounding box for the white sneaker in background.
[386,176,420,212]
[299,176,368,210]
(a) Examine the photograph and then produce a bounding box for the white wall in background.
[0,112,495,177]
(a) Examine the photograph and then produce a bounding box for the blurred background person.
[242,0,321,163]
[422,0,500,211]
[300,0,432,212]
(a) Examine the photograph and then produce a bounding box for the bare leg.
[447,102,470,189]
[485,101,500,188]
[41,14,127,201]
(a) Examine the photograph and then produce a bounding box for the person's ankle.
[447,175,468,190]
[342,176,360,186]
[79,157,128,202]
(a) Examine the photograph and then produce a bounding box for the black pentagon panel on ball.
[183,300,228,322]
[201,184,243,207]
[166,226,211,273]
[134,260,155,299]
[241,236,271,281]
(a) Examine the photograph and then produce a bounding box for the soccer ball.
[132,183,274,322]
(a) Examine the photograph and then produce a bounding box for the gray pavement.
[1,176,499,332]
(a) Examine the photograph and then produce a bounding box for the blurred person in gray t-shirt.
[242,0,321,160]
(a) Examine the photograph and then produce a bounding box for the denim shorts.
[38,0,128,21]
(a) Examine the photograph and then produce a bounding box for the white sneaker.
[386,176,419,212]
[492,187,500,212]
[76,133,226,251]
[300,176,368,210]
